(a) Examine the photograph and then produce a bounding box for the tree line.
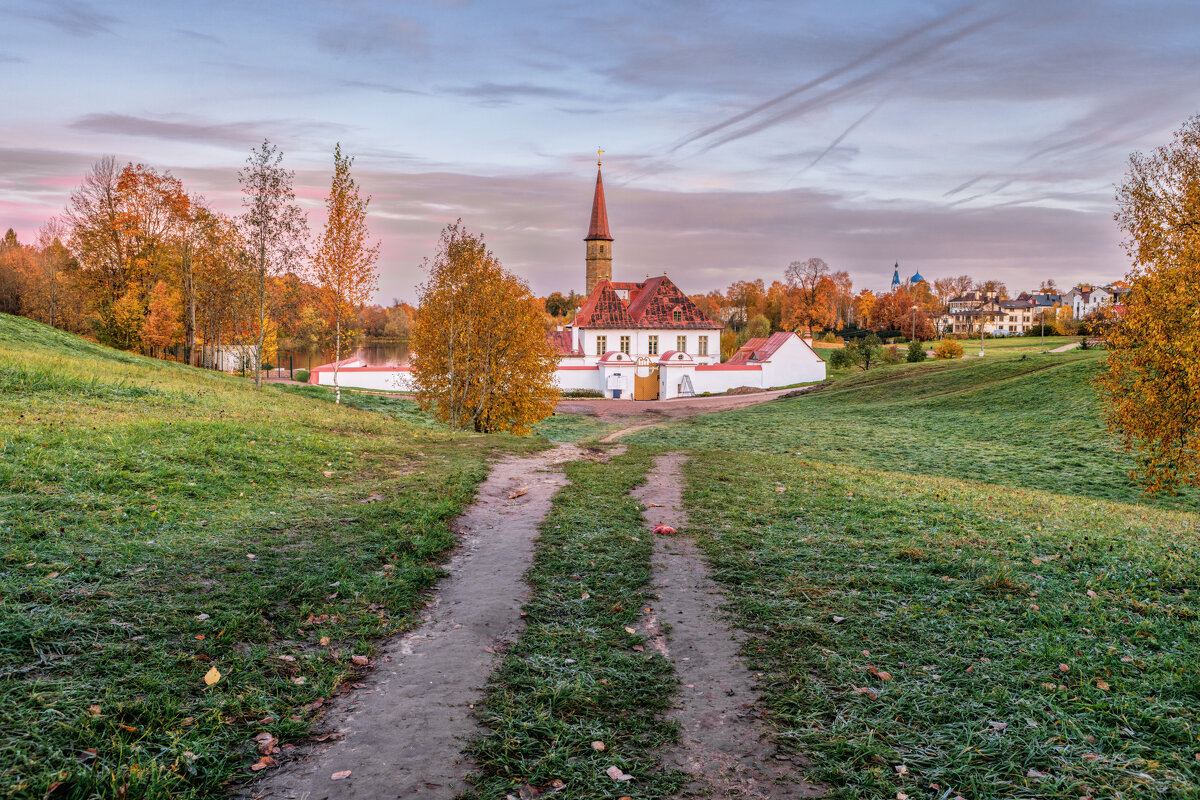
[0,140,379,392]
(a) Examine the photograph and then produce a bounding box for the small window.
[620,335,630,355]
[673,309,682,323]
[677,335,687,352]
[596,335,606,356]
[698,336,708,356]
[648,335,658,355]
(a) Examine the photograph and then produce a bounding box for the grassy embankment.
[626,351,1200,798]
[0,314,535,798]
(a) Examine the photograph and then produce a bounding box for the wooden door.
[634,357,660,401]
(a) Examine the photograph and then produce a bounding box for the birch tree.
[238,140,307,388]
[311,144,379,403]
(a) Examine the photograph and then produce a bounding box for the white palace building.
[310,163,826,399]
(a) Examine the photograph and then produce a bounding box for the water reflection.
[279,339,410,370]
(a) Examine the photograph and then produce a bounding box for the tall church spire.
[584,156,613,295]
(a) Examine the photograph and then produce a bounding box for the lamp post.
[1040,309,1046,350]
[978,313,986,357]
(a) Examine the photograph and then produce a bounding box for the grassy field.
[465,449,684,799]
[631,352,1200,798]
[632,350,1195,508]
[0,314,533,798]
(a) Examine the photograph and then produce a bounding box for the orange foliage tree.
[411,222,558,434]
[871,287,935,340]
[1097,114,1200,494]
[142,279,183,353]
[312,144,379,403]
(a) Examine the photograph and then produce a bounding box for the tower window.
[647,335,658,355]
[672,309,682,322]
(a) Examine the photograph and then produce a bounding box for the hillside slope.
[0,314,529,798]
[633,351,1194,507]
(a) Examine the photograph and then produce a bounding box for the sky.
[2,0,1200,301]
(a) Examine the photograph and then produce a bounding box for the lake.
[279,339,410,370]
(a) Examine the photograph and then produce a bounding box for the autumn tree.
[142,279,183,354]
[239,140,308,388]
[312,144,379,403]
[783,257,834,333]
[1097,114,1200,493]
[871,287,935,340]
[411,222,558,434]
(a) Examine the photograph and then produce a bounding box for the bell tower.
[584,152,613,296]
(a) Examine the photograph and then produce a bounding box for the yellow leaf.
[204,666,222,686]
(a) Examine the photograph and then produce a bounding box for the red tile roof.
[572,276,719,329]
[546,329,583,357]
[725,332,795,364]
[585,167,612,241]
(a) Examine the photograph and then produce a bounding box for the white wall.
[575,327,722,364]
[313,368,413,392]
[554,368,602,392]
[692,366,764,395]
[758,337,826,387]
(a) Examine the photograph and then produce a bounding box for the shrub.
[934,338,963,359]
[827,348,852,369]
[293,368,310,383]
[562,388,603,398]
[906,341,927,362]
[821,331,837,343]
[881,346,903,365]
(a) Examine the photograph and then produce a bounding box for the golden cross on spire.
[597,148,604,167]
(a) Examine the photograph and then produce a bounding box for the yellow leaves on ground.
[203,666,222,686]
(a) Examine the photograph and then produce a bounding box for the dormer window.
[672,308,682,323]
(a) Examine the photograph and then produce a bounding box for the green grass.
[626,350,1200,798]
[0,314,532,798]
[630,351,1196,508]
[465,448,684,799]
[676,455,1200,798]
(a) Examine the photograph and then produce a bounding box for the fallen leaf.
[119,724,137,732]
[351,655,369,666]
[605,766,634,781]
[1096,680,1110,691]
[775,486,787,492]
[246,553,257,560]
[624,627,637,634]
[277,655,295,662]
[88,705,101,716]
[1086,589,1098,598]
[1059,663,1070,673]
[894,764,908,776]
[254,732,278,755]
[507,487,528,499]
[322,470,334,477]
[196,613,210,621]
[851,686,878,699]
[897,794,910,800]
[1027,768,1048,779]
[203,666,221,686]
[632,645,644,652]
[331,770,351,780]
[591,741,606,751]
[988,721,1007,732]
[292,677,306,685]
[652,524,678,535]
[832,615,845,623]
[320,636,331,647]
[195,634,205,641]
[1120,655,1133,663]
[47,571,59,579]
[250,755,275,772]
[358,494,385,504]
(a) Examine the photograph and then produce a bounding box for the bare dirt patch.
[635,453,824,799]
[247,443,583,800]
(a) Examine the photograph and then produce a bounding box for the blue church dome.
[910,271,926,284]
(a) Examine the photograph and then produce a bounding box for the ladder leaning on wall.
[679,374,696,397]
